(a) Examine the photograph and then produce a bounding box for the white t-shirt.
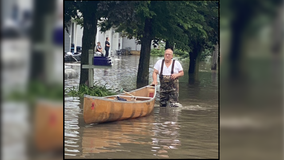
[154,59,183,75]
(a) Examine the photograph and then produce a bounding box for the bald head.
[165,49,173,55]
[164,49,173,62]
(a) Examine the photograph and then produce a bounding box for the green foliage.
[150,48,190,59]
[173,49,189,59]
[72,17,84,28]
[99,1,140,34]
[200,48,213,61]
[66,83,117,98]
[64,1,80,33]
[64,1,219,77]
[150,48,164,57]
[177,0,218,73]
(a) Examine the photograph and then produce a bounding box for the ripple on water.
[65,140,77,145]
[65,132,79,138]
[180,105,208,111]
[65,148,80,153]
[65,124,80,130]
[64,153,77,157]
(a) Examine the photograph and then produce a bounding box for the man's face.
[164,50,173,61]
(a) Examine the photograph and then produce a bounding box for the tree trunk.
[79,4,98,88]
[271,4,283,56]
[188,50,201,84]
[223,3,250,108]
[229,21,243,81]
[227,2,251,82]
[211,43,218,70]
[188,46,201,78]
[30,0,55,82]
[136,18,152,88]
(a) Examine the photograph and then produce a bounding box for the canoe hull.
[34,101,63,151]
[83,85,156,124]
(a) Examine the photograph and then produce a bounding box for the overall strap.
[160,59,165,76]
[171,60,175,74]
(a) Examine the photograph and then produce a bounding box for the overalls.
[159,59,179,107]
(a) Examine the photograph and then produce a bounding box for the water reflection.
[151,107,181,158]
[64,97,81,157]
[77,107,183,159]
[81,115,155,156]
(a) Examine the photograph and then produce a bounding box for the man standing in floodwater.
[151,48,184,107]
[105,37,110,57]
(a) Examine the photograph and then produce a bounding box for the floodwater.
[64,55,218,159]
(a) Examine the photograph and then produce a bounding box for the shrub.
[66,83,117,97]
[174,49,189,59]
[200,49,212,61]
[150,48,164,57]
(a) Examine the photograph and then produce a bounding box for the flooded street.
[64,55,218,159]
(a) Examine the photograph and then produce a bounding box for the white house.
[65,19,156,55]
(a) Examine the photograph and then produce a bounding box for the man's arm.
[171,61,184,79]
[171,70,184,79]
[151,69,159,85]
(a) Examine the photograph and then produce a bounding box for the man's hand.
[171,73,178,79]
[151,81,158,85]
[171,70,184,79]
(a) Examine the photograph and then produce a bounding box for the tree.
[64,1,115,88]
[150,1,218,80]
[184,1,218,79]
[31,0,56,81]
[221,0,282,82]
